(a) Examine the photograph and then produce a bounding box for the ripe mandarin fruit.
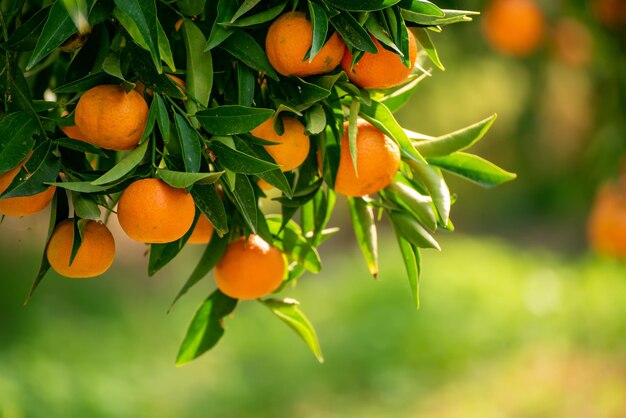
[188,214,214,245]
[250,116,310,172]
[0,157,56,217]
[75,85,149,151]
[46,219,116,278]
[214,235,285,300]
[117,178,195,243]
[266,11,345,77]
[593,0,626,28]
[334,120,401,197]
[341,31,418,89]
[482,0,545,57]
[257,179,273,191]
[587,184,626,259]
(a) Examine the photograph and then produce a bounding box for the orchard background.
[1,0,626,417]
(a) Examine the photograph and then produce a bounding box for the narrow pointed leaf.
[176,290,238,366]
[427,152,517,188]
[348,198,379,277]
[415,114,498,157]
[262,298,324,363]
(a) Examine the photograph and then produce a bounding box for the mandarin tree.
[0,0,515,365]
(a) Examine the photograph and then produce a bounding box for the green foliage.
[0,0,513,364]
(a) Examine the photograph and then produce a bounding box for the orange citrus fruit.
[46,219,116,278]
[341,31,418,89]
[593,0,626,28]
[188,214,214,245]
[266,11,345,77]
[587,183,626,259]
[0,157,56,217]
[75,85,149,151]
[334,120,401,197]
[257,179,274,191]
[482,0,545,57]
[250,116,310,172]
[117,178,195,243]
[214,235,285,300]
[60,124,88,142]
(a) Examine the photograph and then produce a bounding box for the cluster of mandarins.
[1,11,419,301]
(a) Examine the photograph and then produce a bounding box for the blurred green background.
[2,0,626,417]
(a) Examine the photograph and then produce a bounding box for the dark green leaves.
[174,113,202,173]
[26,1,77,70]
[308,1,329,61]
[1,141,60,199]
[156,169,223,189]
[325,0,402,11]
[220,30,279,80]
[261,298,324,362]
[0,112,37,174]
[176,290,238,366]
[330,11,378,53]
[197,106,274,135]
[182,19,213,108]
[114,0,161,72]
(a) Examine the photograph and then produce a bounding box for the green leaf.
[348,198,378,277]
[114,0,161,73]
[182,19,213,107]
[325,0,401,11]
[174,112,202,173]
[5,6,50,51]
[91,140,149,185]
[1,141,60,199]
[228,174,258,233]
[266,216,322,274]
[156,169,223,188]
[221,2,286,27]
[102,51,134,88]
[54,138,108,157]
[197,106,274,135]
[176,290,238,366]
[415,114,498,157]
[178,0,206,16]
[0,112,37,174]
[153,93,171,143]
[55,72,117,93]
[25,189,69,304]
[237,64,255,107]
[401,8,477,26]
[398,0,445,16]
[192,184,228,234]
[261,298,324,363]
[385,181,437,231]
[47,181,109,193]
[388,211,440,250]
[378,72,427,112]
[412,27,444,70]
[169,232,229,311]
[205,0,237,50]
[220,29,279,80]
[358,99,426,164]
[330,10,378,53]
[157,20,176,72]
[26,1,76,70]
[62,0,90,34]
[365,15,402,55]
[211,140,280,174]
[406,159,450,225]
[305,104,327,135]
[148,224,194,276]
[307,1,329,61]
[71,193,101,220]
[393,229,421,309]
[232,137,292,198]
[427,152,517,188]
[230,0,261,23]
